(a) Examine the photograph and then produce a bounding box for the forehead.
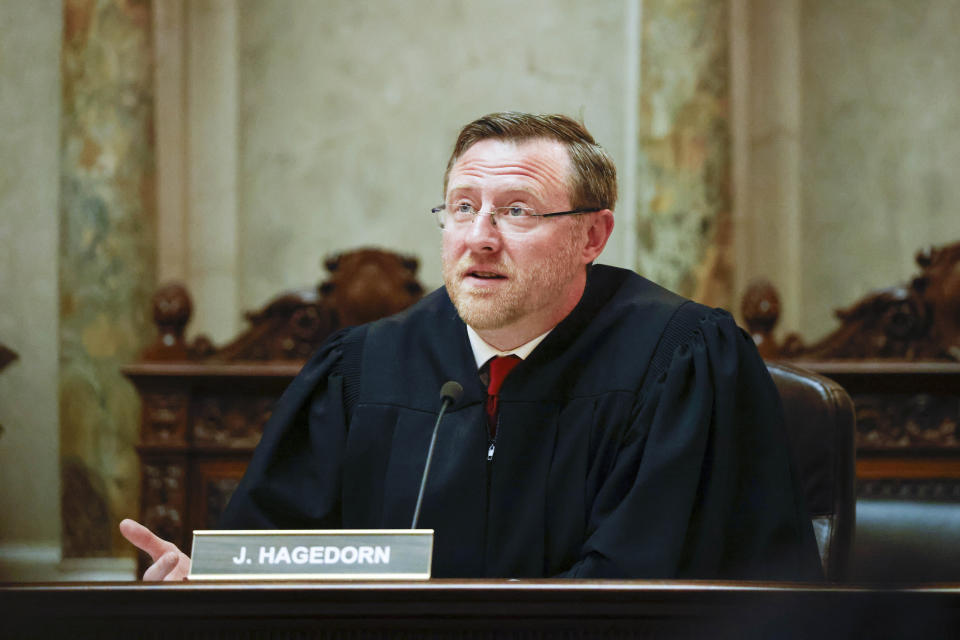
[446,138,572,202]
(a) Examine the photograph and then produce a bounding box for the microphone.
[411,381,463,529]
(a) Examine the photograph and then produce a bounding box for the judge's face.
[441,138,591,335]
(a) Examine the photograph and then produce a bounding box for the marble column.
[59,0,156,557]
[153,0,243,345]
[0,0,63,576]
[635,0,733,310]
[730,0,803,333]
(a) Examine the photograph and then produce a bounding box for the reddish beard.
[441,235,583,332]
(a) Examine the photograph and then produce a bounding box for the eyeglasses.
[431,203,601,234]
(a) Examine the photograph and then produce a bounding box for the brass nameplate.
[188,529,433,580]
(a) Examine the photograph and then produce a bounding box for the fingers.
[119,518,175,562]
[165,553,192,581]
[120,518,191,581]
[143,550,181,581]
[141,549,191,582]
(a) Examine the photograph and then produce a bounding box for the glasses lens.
[432,206,446,228]
[449,203,476,224]
[494,206,538,233]
[433,204,541,233]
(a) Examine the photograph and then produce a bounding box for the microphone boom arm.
[410,381,463,529]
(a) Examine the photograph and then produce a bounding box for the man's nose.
[464,212,502,252]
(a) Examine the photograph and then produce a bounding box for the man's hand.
[119,519,191,581]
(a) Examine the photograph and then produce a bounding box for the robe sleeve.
[561,307,823,581]
[217,328,359,530]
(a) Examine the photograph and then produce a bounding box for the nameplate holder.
[188,529,433,580]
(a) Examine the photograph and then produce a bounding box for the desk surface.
[4,580,960,639]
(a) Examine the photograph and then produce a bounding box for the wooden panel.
[858,458,960,479]
[188,458,248,534]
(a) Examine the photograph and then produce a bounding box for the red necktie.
[485,355,521,438]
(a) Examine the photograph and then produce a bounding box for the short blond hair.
[444,112,617,211]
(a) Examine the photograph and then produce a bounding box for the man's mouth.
[467,270,506,280]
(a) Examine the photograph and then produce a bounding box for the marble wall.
[800,0,960,339]
[58,0,155,557]
[636,0,732,309]
[234,0,634,321]
[0,1,63,561]
[163,0,738,344]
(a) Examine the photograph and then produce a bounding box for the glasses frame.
[431,204,602,231]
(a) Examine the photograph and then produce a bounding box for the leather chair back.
[767,362,856,581]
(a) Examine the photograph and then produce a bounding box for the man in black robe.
[121,112,822,581]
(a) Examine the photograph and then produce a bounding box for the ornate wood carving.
[854,393,960,449]
[740,240,960,496]
[138,247,424,363]
[192,395,273,447]
[139,284,200,361]
[214,248,423,361]
[740,280,781,359]
[318,248,425,327]
[742,240,960,360]
[141,392,189,444]
[213,289,337,361]
[140,461,186,546]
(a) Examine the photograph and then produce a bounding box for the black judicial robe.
[219,265,823,580]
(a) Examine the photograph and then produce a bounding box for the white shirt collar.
[465,325,552,370]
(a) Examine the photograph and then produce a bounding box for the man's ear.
[581,210,615,264]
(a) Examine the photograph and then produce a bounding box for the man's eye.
[504,206,527,217]
[454,203,475,214]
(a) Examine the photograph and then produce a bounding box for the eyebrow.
[446,186,546,205]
